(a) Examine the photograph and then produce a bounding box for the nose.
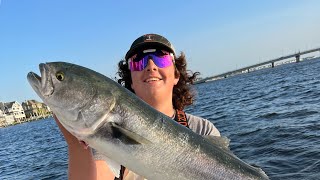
[145,58,158,71]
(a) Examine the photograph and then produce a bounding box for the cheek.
[130,72,139,91]
[166,67,179,84]
[131,80,137,91]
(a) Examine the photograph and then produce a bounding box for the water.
[186,58,320,179]
[1,58,320,179]
[0,119,68,179]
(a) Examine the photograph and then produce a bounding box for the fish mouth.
[27,63,54,97]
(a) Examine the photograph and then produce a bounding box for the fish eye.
[56,72,65,81]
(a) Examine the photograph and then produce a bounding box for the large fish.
[27,62,269,180]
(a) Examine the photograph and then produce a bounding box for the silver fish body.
[27,62,269,180]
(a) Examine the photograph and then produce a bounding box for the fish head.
[27,62,116,138]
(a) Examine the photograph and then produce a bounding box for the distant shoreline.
[0,114,53,128]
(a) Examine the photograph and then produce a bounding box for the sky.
[1,0,320,103]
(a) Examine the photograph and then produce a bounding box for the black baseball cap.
[125,33,176,60]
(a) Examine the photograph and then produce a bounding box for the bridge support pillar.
[295,54,300,63]
[272,62,275,68]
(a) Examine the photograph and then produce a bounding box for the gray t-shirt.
[185,113,220,136]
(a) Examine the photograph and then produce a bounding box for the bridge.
[195,47,320,84]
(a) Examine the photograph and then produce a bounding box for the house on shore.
[21,100,52,119]
[0,100,52,127]
[0,101,24,125]
[0,109,8,127]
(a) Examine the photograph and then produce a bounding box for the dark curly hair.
[116,52,200,110]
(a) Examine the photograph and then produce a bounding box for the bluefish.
[27,62,269,180]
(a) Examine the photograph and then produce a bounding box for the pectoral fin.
[111,122,151,144]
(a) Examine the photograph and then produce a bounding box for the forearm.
[68,144,97,180]
[54,115,97,179]
[54,115,114,179]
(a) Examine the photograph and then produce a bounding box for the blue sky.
[1,0,320,103]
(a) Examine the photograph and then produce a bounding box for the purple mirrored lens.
[129,58,145,71]
[129,52,173,71]
[152,55,173,68]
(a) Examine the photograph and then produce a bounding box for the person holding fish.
[54,33,221,179]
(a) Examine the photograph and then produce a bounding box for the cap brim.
[125,42,175,60]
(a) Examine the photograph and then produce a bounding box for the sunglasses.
[128,49,175,71]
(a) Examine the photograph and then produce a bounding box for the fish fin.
[250,163,269,179]
[102,155,121,178]
[111,122,151,144]
[204,135,230,150]
[250,163,261,168]
[250,163,266,172]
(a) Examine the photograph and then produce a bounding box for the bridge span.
[195,47,320,84]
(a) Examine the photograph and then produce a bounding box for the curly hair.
[116,52,200,110]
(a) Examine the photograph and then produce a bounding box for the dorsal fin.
[204,135,230,151]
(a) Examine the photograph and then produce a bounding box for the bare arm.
[96,160,116,179]
[53,115,97,179]
[54,114,118,180]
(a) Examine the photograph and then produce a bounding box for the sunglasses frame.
[127,49,175,71]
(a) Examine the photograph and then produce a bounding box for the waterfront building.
[0,100,52,127]
[0,102,4,112]
[21,100,52,119]
[3,114,15,125]
[0,102,19,126]
[2,101,26,123]
[0,109,8,127]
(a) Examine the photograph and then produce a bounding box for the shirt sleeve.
[186,113,221,136]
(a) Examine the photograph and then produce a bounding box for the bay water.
[1,58,320,179]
